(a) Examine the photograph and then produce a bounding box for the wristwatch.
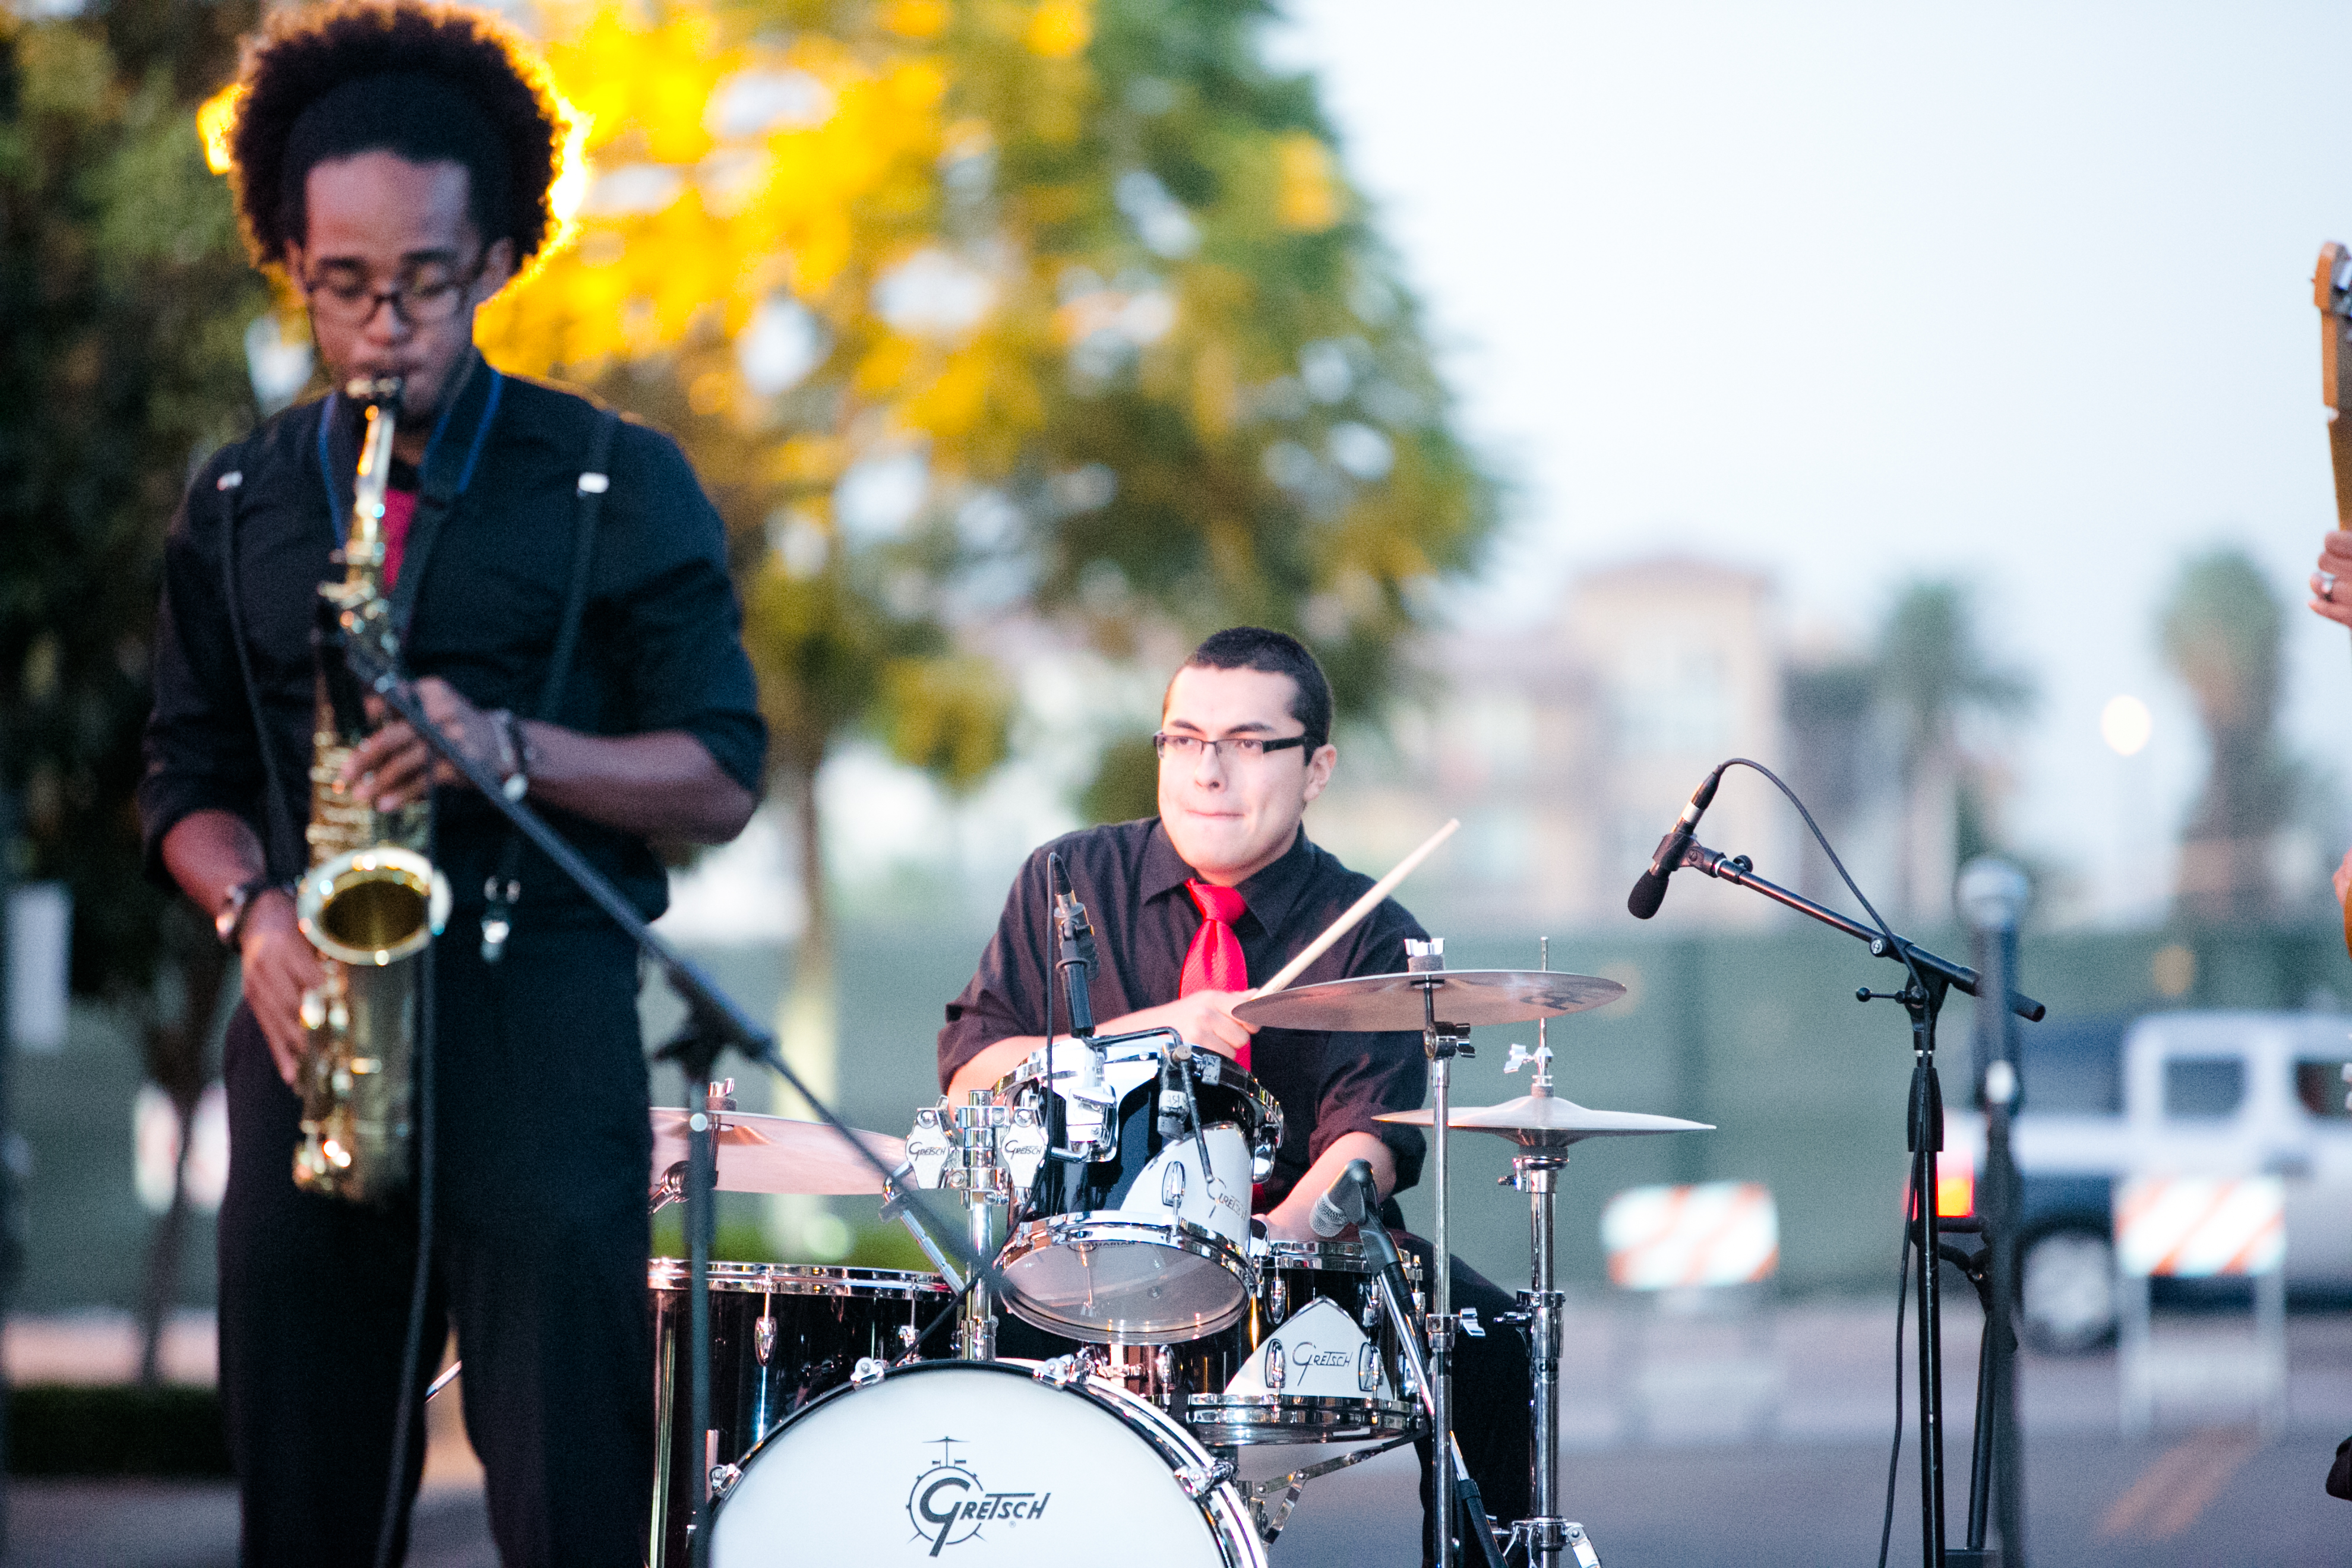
[489,709,533,802]
[213,875,278,949]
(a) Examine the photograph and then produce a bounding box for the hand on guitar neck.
[2308,531,2352,630]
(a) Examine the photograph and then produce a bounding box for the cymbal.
[1378,1092,1711,1149]
[1232,968,1624,1033]
[650,1108,905,1196]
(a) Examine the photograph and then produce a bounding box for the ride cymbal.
[1232,968,1624,1033]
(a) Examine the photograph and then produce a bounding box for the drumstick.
[1250,817,1459,999]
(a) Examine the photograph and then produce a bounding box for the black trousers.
[217,923,654,1567]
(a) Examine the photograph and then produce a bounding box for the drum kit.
[634,940,1711,1568]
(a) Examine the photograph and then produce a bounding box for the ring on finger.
[2326,572,2340,598]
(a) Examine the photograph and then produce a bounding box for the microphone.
[1626,763,1727,920]
[1050,853,1096,1038]
[1308,1157,1377,1238]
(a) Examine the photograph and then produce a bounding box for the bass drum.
[707,1358,1264,1567]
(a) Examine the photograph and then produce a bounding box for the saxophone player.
[138,4,765,1561]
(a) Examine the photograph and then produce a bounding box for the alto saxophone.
[292,376,449,1202]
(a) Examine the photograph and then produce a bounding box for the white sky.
[1272,0,2352,921]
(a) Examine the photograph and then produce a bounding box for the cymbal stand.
[897,1092,1047,1361]
[1503,940,1600,1568]
[1406,937,1472,1568]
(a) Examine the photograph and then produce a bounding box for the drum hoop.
[997,1217,1254,1342]
[1253,1240,1383,1274]
[645,1258,954,1300]
[1185,1392,1421,1419]
[1002,1212,1254,1273]
[709,1357,1265,1564]
[1000,1047,1284,1130]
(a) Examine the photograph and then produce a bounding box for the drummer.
[939,625,1530,1554]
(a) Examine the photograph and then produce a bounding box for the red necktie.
[1180,878,1250,1072]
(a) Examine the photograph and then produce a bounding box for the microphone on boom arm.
[1626,762,1729,920]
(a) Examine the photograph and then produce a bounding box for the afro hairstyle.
[225,0,568,272]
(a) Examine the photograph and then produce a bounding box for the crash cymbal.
[1231,968,1624,1033]
[1377,1092,1711,1149]
[650,1107,905,1196]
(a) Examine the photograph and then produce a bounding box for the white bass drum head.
[709,1360,1263,1567]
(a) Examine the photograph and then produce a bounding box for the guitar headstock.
[2317,242,2352,417]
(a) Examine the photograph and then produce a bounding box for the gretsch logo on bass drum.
[905,1439,1051,1556]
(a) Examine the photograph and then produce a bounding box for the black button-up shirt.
[938,818,1430,1207]
[138,356,766,925]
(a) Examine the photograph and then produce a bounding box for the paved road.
[7,1298,2346,1565]
[8,1425,2342,1567]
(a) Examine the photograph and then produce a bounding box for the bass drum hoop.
[709,1357,1265,1568]
[997,1215,1253,1343]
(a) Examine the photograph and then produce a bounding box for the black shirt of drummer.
[938,817,1430,1210]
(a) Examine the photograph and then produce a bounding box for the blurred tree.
[1872,580,2032,916]
[2162,548,2296,921]
[2,1,262,992]
[460,0,1494,1119]
[1,0,263,1355]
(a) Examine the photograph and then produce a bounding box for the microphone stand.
[343,649,994,1568]
[1674,840,2044,1568]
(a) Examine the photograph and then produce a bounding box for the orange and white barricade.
[1601,1182,1781,1442]
[2113,1174,2287,1438]
[1601,1181,1779,1291]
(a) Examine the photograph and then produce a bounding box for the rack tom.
[995,1035,1281,1343]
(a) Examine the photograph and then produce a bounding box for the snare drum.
[649,1260,951,1567]
[995,1036,1281,1343]
[1079,1240,1426,1446]
[705,1358,1265,1567]
[1179,1240,1425,1446]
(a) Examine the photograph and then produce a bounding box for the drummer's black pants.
[216,924,654,1568]
[1398,1237,1534,1561]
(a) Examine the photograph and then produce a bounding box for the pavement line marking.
[2096,1429,2259,1541]
[2145,1431,2258,1540]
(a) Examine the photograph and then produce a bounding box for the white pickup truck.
[1943,1010,2352,1351]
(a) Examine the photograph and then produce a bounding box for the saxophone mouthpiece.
[343,375,404,410]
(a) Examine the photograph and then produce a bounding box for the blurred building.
[1313,557,1795,932]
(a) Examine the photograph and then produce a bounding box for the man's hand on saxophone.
[159,810,323,1089]
[341,675,504,810]
[343,675,758,843]
[238,892,321,1089]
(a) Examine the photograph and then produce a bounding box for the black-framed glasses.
[301,252,485,327]
[1152,732,1313,763]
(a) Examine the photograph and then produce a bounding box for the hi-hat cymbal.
[1378,1093,1711,1149]
[1232,968,1624,1033]
[650,1108,905,1195]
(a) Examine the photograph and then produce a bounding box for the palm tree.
[1874,581,2034,919]
[2161,549,2294,921]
